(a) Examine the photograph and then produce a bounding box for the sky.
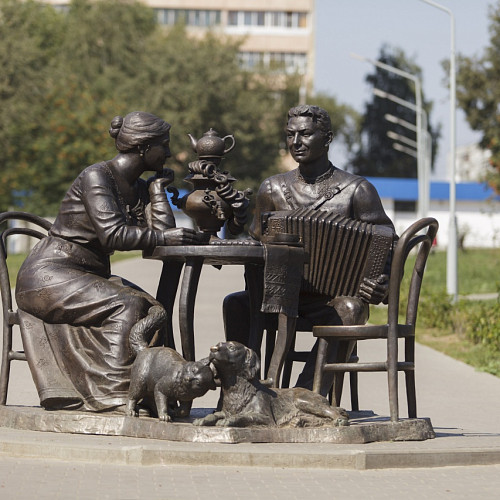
[313,0,494,180]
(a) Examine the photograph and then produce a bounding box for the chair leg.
[312,337,328,394]
[349,343,359,411]
[387,340,399,422]
[0,344,11,405]
[349,372,359,411]
[405,337,417,418]
[280,331,298,388]
[332,340,356,408]
[405,371,417,418]
[264,329,276,379]
[0,360,10,405]
[332,372,345,408]
[281,357,293,388]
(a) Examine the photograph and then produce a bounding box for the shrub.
[412,291,455,330]
[458,297,500,351]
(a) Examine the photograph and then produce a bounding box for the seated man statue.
[223,104,395,396]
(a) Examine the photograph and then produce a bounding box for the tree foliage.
[352,45,440,178]
[0,0,64,211]
[0,0,355,215]
[456,2,500,193]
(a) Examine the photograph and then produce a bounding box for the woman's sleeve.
[146,179,176,231]
[80,168,167,252]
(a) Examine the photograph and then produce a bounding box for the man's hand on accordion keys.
[358,274,389,305]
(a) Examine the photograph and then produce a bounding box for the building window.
[227,11,308,29]
[155,9,221,27]
[239,52,307,74]
[228,11,238,26]
[238,52,264,69]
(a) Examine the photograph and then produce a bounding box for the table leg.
[155,261,183,349]
[245,264,265,357]
[263,312,297,388]
[178,258,203,361]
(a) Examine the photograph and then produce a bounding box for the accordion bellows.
[262,208,394,298]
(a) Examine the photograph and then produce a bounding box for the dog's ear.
[199,356,210,366]
[243,347,260,380]
[198,357,219,380]
[203,358,219,383]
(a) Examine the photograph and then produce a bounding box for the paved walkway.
[1,257,500,498]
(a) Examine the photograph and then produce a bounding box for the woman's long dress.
[15,162,173,410]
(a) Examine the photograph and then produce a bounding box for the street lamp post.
[351,53,426,219]
[393,142,418,158]
[373,88,431,217]
[420,0,458,302]
[386,116,433,217]
[385,113,418,133]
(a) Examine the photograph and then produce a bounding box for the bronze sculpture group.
[13,105,396,428]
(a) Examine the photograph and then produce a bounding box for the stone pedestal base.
[0,406,434,444]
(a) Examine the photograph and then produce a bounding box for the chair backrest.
[0,211,52,301]
[0,211,52,404]
[386,217,439,329]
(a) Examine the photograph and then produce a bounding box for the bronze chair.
[263,320,359,410]
[244,262,359,409]
[312,217,438,421]
[0,211,52,405]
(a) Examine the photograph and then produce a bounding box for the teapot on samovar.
[169,129,251,236]
[188,128,235,165]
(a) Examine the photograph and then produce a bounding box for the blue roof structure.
[365,177,500,202]
[168,179,498,210]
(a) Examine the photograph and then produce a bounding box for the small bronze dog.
[193,341,349,428]
[127,347,217,421]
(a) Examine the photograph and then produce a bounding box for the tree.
[456,2,500,193]
[0,0,65,211]
[352,45,440,178]
[1,0,359,215]
[0,1,298,213]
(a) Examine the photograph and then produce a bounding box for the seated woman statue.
[15,111,200,412]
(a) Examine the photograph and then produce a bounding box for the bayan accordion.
[261,208,394,298]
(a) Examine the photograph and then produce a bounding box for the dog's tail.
[129,305,168,355]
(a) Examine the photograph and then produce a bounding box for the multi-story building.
[44,0,316,93]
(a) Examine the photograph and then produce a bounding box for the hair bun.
[109,116,123,139]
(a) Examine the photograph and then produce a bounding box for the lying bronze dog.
[193,341,348,427]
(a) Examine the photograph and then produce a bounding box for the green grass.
[420,248,500,295]
[368,248,500,377]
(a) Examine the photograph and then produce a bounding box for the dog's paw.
[215,416,239,427]
[193,417,209,426]
[158,413,172,422]
[335,417,349,427]
[125,403,138,417]
[193,413,220,426]
[332,407,349,426]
